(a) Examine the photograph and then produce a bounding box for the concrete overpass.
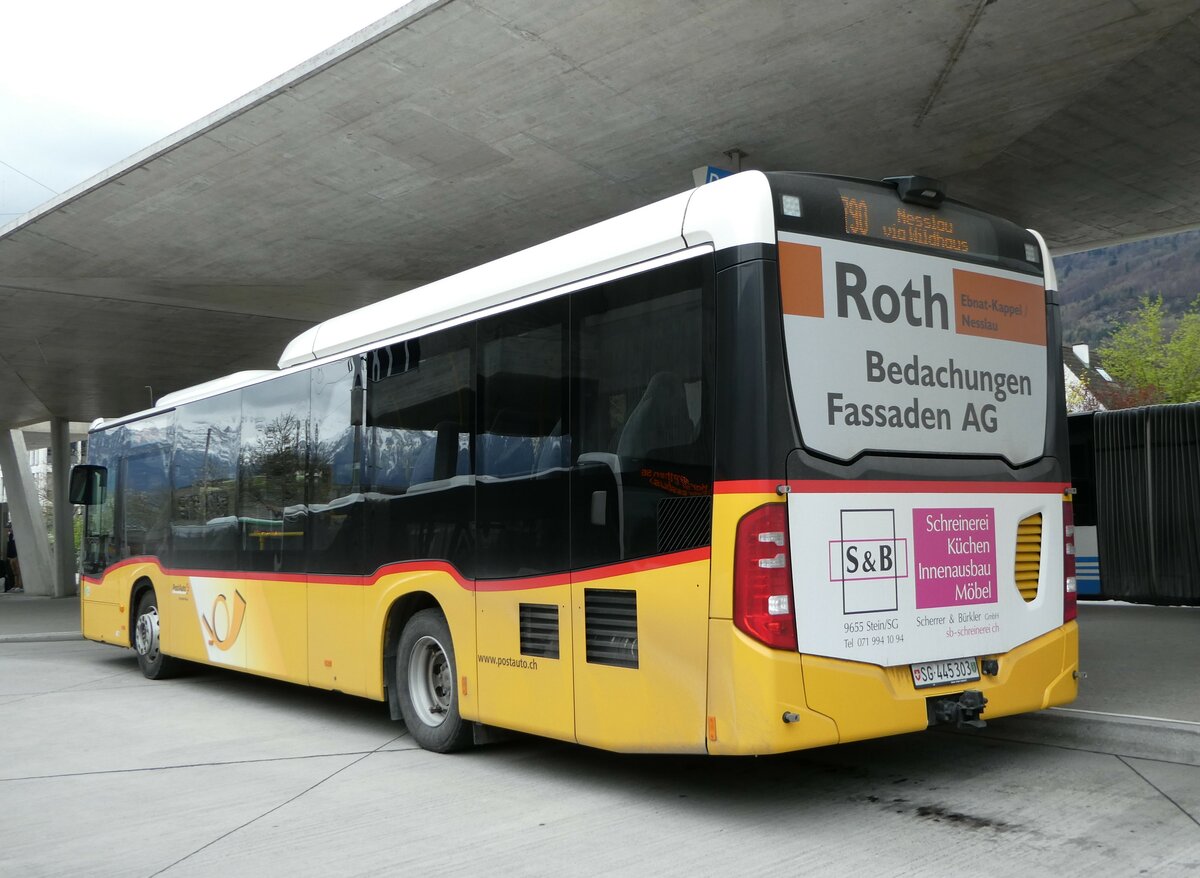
[3,0,1200,594]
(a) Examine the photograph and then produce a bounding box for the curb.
[0,632,85,644]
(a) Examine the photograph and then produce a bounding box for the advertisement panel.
[779,232,1049,465]
[788,486,1064,666]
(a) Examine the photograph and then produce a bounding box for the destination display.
[836,184,999,259]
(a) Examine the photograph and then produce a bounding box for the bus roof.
[277,171,775,368]
[94,171,776,430]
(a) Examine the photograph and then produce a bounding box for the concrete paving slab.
[0,640,139,708]
[1124,756,1200,826]
[0,592,81,641]
[1,600,1198,876]
[5,717,1198,877]
[0,642,408,780]
[0,754,365,878]
[1075,602,1200,722]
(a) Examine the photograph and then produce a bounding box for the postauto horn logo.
[201,590,247,651]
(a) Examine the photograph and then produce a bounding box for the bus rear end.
[705,172,1077,754]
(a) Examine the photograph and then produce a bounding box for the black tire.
[396,608,473,752]
[133,589,181,680]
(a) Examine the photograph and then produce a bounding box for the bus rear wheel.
[396,609,472,752]
[133,590,181,680]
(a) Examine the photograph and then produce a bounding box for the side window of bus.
[572,256,715,566]
[364,324,475,576]
[308,358,366,575]
[170,390,242,571]
[239,372,309,574]
[121,413,174,560]
[476,297,569,579]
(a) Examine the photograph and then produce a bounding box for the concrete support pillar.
[51,418,76,597]
[0,429,55,596]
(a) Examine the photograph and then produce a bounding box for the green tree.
[1096,295,1200,406]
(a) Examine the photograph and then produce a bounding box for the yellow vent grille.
[1015,513,1042,602]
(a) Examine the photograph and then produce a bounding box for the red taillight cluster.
[733,503,797,651]
[1063,497,1077,622]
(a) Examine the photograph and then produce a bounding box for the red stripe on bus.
[713,479,1068,495]
[80,547,712,592]
[572,546,710,584]
[82,556,163,584]
[714,480,779,494]
[783,480,1070,494]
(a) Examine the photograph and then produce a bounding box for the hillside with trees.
[1056,228,1200,348]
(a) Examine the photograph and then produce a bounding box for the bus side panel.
[308,580,367,696]
[705,489,839,754]
[81,592,129,646]
[164,572,214,663]
[81,562,151,647]
[164,575,308,684]
[476,583,575,742]
[705,621,839,755]
[363,568,478,717]
[571,556,710,753]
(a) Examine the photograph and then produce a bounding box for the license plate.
[910,657,980,689]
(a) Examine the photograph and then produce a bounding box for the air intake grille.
[519,603,560,659]
[585,588,638,668]
[1015,513,1042,602]
[657,495,713,554]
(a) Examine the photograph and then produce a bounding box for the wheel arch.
[129,576,157,641]
[383,590,442,720]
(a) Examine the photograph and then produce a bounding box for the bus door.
[474,300,577,742]
[567,263,714,753]
[221,374,310,683]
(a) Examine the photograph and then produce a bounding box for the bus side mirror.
[69,465,107,505]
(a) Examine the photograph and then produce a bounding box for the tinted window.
[364,325,475,575]
[82,426,122,574]
[239,372,309,573]
[308,358,367,574]
[170,390,242,570]
[477,298,569,578]
[572,257,715,567]
[121,414,174,561]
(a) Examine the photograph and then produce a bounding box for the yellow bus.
[71,171,1078,754]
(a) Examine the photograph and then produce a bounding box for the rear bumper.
[706,619,1078,755]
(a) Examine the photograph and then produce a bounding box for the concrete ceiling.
[3,0,1199,428]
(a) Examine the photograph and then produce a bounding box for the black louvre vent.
[657,495,712,554]
[585,588,638,668]
[519,603,560,659]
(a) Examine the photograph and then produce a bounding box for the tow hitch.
[928,690,988,730]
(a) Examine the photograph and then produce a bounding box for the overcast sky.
[0,2,404,221]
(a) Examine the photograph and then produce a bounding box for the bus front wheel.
[396,609,472,752]
[133,590,181,680]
